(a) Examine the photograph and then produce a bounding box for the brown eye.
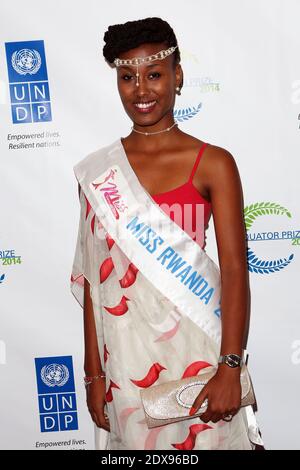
[149,72,161,79]
[121,74,133,81]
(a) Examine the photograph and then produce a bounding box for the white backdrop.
[0,0,299,450]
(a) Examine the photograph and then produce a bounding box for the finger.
[97,410,111,431]
[210,413,223,423]
[96,415,110,431]
[198,410,213,423]
[189,392,208,416]
[199,414,212,423]
[231,408,239,416]
[90,410,102,428]
[222,411,235,422]
[90,407,110,431]
[99,420,110,432]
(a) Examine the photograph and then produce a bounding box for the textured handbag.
[140,364,256,429]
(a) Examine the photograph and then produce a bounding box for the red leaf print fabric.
[84,194,92,219]
[131,363,166,388]
[104,295,129,316]
[182,361,212,378]
[144,428,164,450]
[154,320,180,343]
[119,407,139,432]
[104,344,109,363]
[105,233,115,250]
[172,424,212,450]
[105,380,120,403]
[100,257,114,283]
[119,263,139,288]
[91,213,95,234]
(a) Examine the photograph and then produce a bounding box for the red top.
[152,142,211,248]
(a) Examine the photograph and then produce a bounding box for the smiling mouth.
[134,100,156,109]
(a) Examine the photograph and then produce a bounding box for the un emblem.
[41,363,70,387]
[11,48,41,75]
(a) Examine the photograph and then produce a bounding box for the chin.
[132,114,163,127]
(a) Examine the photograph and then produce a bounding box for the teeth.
[135,101,156,109]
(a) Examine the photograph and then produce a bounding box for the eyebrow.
[118,63,164,71]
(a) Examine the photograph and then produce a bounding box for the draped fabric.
[70,141,259,450]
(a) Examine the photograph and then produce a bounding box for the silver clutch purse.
[140,364,256,428]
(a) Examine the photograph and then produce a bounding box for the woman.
[71,17,264,450]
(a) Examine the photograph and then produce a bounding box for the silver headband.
[113,45,178,87]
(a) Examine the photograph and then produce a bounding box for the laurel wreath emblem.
[245,202,294,274]
[244,202,291,231]
[247,249,294,274]
[173,103,202,121]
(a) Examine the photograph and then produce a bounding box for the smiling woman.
[70,16,264,451]
[103,18,182,135]
[116,42,182,127]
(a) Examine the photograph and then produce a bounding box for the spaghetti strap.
[188,142,209,182]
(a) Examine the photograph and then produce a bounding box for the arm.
[83,277,104,377]
[79,177,109,431]
[191,146,250,423]
[210,147,250,360]
[77,182,105,379]
[83,277,110,431]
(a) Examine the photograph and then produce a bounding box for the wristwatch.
[218,353,243,368]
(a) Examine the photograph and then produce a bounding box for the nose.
[135,69,150,95]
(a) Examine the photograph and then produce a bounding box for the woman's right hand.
[86,377,110,432]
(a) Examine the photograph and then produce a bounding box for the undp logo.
[5,40,52,124]
[11,48,42,75]
[35,356,78,433]
[41,363,70,387]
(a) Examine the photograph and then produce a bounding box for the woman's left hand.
[189,365,242,423]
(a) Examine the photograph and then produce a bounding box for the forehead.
[117,42,169,62]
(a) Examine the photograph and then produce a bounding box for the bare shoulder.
[205,143,237,167]
[180,132,237,172]
[201,143,240,184]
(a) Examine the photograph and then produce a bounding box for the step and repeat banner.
[0,0,299,450]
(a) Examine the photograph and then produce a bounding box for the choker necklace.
[131,121,178,136]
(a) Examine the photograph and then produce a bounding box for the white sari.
[70,139,263,450]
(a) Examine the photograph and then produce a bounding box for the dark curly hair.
[103,17,181,67]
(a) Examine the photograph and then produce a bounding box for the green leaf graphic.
[244,202,292,230]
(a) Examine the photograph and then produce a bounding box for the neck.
[128,125,181,152]
[128,115,180,150]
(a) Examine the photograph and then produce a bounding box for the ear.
[175,63,184,89]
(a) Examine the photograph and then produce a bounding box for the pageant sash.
[74,139,222,346]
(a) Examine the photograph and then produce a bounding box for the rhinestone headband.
[113,45,178,87]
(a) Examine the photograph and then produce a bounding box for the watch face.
[225,354,241,367]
